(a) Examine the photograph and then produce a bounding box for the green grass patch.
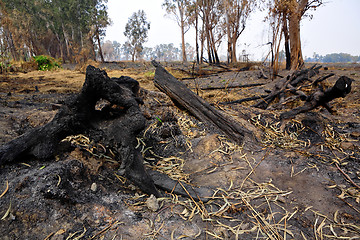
[33,55,61,71]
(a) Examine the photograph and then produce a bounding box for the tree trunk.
[180,15,187,62]
[289,12,303,70]
[5,29,19,61]
[282,13,291,70]
[62,23,71,62]
[231,34,237,63]
[209,30,219,64]
[195,3,199,64]
[95,28,105,63]
[200,16,205,63]
[225,1,232,63]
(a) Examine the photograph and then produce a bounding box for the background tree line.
[305,53,360,63]
[101,40,195,62]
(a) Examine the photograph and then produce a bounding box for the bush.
[0,62,12,73]
[33,55,61,71]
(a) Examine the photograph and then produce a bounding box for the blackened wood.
[280,76,353,119]
[0,65,161,197]
[152,60,251,145]
[312,73,335,86]
[199,83,264,91]
[148,170,212,202]
[253,64,321,109]
[219,95,268,105]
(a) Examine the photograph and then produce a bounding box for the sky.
[104,0,360,61]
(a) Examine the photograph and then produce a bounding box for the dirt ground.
[0,61,359,239]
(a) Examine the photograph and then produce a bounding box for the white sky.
[104,0,360,61]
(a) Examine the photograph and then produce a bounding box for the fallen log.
[152,60,252,145]
[198,83,264,91]
[219,95,268,105]
[280,76,353,119]
[148,170,212,202]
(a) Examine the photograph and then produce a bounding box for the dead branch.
[280,76,353,119]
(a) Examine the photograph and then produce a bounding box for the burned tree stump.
[151,60,253,145]
[0,65,160,197]
[0,65,215,200]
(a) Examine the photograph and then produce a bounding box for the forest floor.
[0,61,359,239]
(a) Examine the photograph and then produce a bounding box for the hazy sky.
[104,0,360,60]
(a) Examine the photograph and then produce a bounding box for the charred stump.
[0,65,160,197]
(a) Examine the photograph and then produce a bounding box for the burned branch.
[280,76,353,119]
[253,64,322,109]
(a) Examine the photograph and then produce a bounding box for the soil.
[0,61,359,239]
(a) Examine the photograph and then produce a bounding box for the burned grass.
[0,62,359,239]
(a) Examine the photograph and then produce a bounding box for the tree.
[0,0,110,63]
[198,0,223,64]
[222,0,254,63]
[121,42,132,61]
[91,0,111,63]
[124,10,150,62]
[162,0,193,62]
[0,0,110,62]
[102,40,114,61]
[154,43,180,61]
[269,0,323,70]
[185,42,195,61]
[112,40,121,60]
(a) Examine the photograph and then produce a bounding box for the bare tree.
[197,0,223,64]
[162,0,193,62]
[222,0,254,63]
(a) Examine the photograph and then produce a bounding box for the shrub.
[33,55,61,71]
[0,62,12,73]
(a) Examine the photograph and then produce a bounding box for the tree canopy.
[0,0,110,63]
[124,10,150,62]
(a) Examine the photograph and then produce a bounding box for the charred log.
[199,83,265,91]
[219,95,268,105]
[151,60,253,145]
[253,64,322,110]
[280,76,353,119]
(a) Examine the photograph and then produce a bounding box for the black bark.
[280,76,353,119]
[0,65,160,197]
[152,60,253,145]
[253,64,321,109]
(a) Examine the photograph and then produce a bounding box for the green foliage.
[33,55,61,71]
[1,0,110,62]
[124,10,150,61]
